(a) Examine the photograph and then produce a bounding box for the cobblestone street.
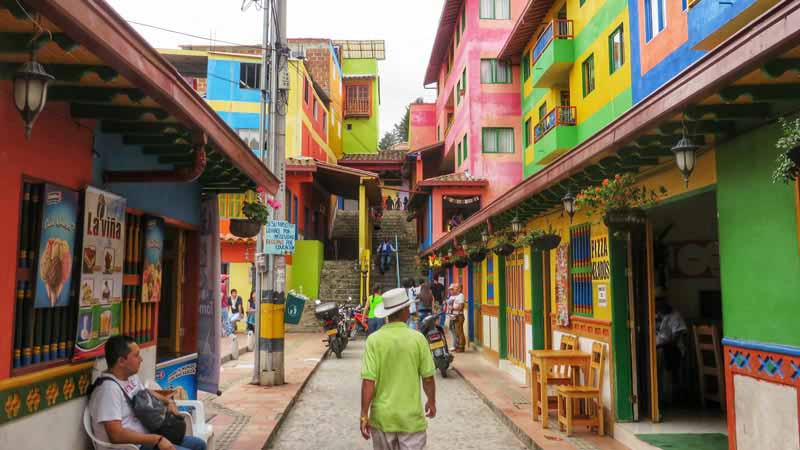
[268,339,530,450]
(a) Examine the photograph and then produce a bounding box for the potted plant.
[230,201,269,238]
[515,228,542,248]
[492,233,515,257]
[454,255,470,268]
[772,117,800,184]
[467,246,488,262]
[577,173,666,231]
[415,256,431,275]
[532,225,561,251]
[441,256,454,268]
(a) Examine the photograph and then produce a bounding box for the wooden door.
[473,263,483,344]
[505,250,526,367]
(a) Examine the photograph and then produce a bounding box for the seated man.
[655,294,688,404]
[89,335,206,450]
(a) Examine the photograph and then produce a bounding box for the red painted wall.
[410,103,437,150]
[0,85,95,378]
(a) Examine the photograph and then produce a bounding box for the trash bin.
[284,291,308,325]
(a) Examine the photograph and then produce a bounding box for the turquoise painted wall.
[716,122,800,347]
[342,58,380,154]
[287,240,324,298]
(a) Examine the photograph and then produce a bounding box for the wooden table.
[529,349,591,429]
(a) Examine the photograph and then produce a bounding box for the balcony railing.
[534,106,576,142]
[532,19,574,65]
[345,97,370,117]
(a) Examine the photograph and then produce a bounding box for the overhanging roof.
[417,172,488,187]
[498,0,555,63]
[424,0,463,85]
[286,157,382,204]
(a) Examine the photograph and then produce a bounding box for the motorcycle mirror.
[315,299,321,305]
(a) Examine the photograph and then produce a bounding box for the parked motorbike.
[419,314,453,377]
[315,300,348,358]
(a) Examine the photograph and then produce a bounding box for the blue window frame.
[644,0,666,42]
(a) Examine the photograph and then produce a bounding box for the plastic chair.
[176,400,215,450]
[83,408,138,450]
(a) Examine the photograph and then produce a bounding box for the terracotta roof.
[339,150,407,162]
[498,0,555,62]
[285,156,316,167]
[417,172,488,187]
[424,0,464,85]
[220,233,256,244]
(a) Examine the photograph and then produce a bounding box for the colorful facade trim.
[0,362,93,425]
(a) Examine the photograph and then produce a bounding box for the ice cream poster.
[141,217,164,303]
[75,187,126,360]
[34,184,79,309]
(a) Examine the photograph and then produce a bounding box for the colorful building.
[414,0,800,449]
[335,40,385,155]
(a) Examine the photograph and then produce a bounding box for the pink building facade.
[409,102,438,151]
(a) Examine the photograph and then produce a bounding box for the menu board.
[74,187,126,360]
[34,184,79,309]
[141,217,164,303]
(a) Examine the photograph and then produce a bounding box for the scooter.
[420,314,454,377]
[314,300,347,359]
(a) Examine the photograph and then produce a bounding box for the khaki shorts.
[372,429,427,450]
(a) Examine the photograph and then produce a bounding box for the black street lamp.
[13,52,54,139]
[672,124,699,187]
[481,229,489,244]
[562,189,576,222]
[511,214,522,234]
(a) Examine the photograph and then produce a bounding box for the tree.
[379,131,399,150]
[392,105,411,143]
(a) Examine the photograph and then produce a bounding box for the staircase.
[288,260,362,333]
[371,210,419,291]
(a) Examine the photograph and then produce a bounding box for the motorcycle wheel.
[439,366,448,378]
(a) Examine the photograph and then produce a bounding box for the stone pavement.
[268,338,529,450]
[454,348,630,450]
[200,332,328,450]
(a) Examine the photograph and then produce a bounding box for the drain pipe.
[104,133,208,184]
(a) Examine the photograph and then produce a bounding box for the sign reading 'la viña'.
[264,220,296,255]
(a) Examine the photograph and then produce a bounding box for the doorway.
[157,226,186,359]
[504,250,526,367]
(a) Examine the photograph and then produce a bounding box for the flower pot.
[603,207,647,231]
[442,261,454,269]
[492,243,515,257]
[468,249,487,263]
[454,259,469,269]
[229,219,262,238]
[534,234,561,251]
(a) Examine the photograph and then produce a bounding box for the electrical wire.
[126,19,268,51]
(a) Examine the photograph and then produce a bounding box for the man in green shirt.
[367,284,384,336]
[360,288,436,449]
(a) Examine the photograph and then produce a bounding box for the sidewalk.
[201,332,328,450]
[454,348,630,450]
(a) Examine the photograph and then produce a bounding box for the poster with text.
[197,194,221,394]
[155,353,198,401]
[74,187,126,360]
[34,184,79,309]
[141,217,164,303]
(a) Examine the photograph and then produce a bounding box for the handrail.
[533,106,577,143]
[532,19,574,66]
[394,234,401,288]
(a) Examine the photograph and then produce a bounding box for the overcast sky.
[106,0,443,138]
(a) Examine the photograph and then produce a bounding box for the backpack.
[91,377,186,444]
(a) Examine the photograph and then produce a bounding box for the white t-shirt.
[408,287,419,314]
[88,373,149,449]
[450,293,465,315]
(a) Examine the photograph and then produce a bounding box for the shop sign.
[154,353,198,401]
[141,217,164,303]
[264,220,296,255]
[34,184,79,309]
[75,187,126,361]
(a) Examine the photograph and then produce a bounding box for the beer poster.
[75,187,127,360]
[141,217,164,303]
[34,184,79,309]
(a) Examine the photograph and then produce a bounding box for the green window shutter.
[457,142,462,166]
[463,134,468,160]
[462,5,467,31]
[462,69,467,91]
[608,25,625,74]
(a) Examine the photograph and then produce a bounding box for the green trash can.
[284,291,308,325]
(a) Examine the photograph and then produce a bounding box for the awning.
[423,0,464,85]
[417,172,488,188]
[338,150,406,172]
[498,0,555,63]
[3,0,279,194]
[286,157,381,204]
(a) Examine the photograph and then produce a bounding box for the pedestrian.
[220,291,232,337]
[229,289,244,332]
[404,278,419,330]
[366,285,384,336]
[247,291,256,335]
[376,238,395,275]
[402,196,409,211]
[416,278,433,328]
[385,195,395,211]
[360,288,436,450]
[430,278,445,327]
[446,283,466,352]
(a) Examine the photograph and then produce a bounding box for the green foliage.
[242,201,270,224]
[515,229,544,248]
[576,173,667,216]
[378,131,399,150]
[491,232,512,247]
[771,117,800,184]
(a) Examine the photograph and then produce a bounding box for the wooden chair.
[534,334,578,418]
[556,342,606,436]
[693,324,725,411]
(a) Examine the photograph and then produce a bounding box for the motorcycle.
[315,300,348,358]
[419,314,454,377]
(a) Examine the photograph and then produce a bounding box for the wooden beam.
[124,135,190,147]
[70,103,170,121]
[49,86,146,103]
[102,121,190,136]
[0,32,78,53]
[0,62,118,82]
[761,58,800,78]
[685,103,771,120]
[719,83,800,102]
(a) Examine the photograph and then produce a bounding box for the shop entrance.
[157,225,188,359]
[621,190,727,442]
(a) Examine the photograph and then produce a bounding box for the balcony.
[533,106,577,164]
[531,20,574,89]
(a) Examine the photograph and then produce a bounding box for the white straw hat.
[373,287,416,318]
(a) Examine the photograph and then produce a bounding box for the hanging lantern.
[672,122,699,187]
[447,248,453,258]
[511,214,522,235]
[481,229,489,244]
[461,238,469,253]
[13,53,54,139]
[562,189,576,222]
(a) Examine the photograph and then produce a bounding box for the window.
[523,118,532,147]
[322,111,327,133]
[644,0,666,41]
[579,0,586,6]
[286,189,293,223]
[345,83,371,117]
[239,62,261,89]
[461,68,467,94]
[303,77,309,103]
[582,54,595,97]
[456,14,462,46]
[482,128,514,153]
[522,52,530,81]
[462,134,468,161]
[682,0,688,12]
[480,59,511,84]
[457,141,462,166]
[609,25,625,74]
[570,223,593,316]
[461,5,467,33]
[313,100,318,120]
[538,102,548,121]
[480,0,510,19]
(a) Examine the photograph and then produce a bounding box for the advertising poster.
[141,217,164,303]
[197,194,221,394]
[155,353,198,401]
[34,184,79,309]
[75,187,126,360]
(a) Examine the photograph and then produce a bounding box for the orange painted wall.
[0,85,95,378]
[430,186,484,243]
[637,0,689,74]
[409,103,437,150]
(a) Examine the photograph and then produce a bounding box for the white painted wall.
[734,375,799,450]
[0,346,157,450]
[526,324,533,367]
[489,316,499,352]
[482,315,491,349]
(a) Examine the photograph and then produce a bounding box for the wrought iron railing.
[533,106,577,142]
[532,19,574,66]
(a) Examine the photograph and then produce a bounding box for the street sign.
[264,220,296,255]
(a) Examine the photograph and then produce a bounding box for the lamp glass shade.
[481,230,489,243]
[511,215,521,234]
[671,136,698,184]
[12,59,54,139]
[562,190,576,218]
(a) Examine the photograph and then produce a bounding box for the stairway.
[371,210,419,291]
[289,260,362,333]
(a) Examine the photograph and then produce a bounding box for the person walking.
[385,195,395,211]
[430,278,445,328]
[366,285,384,336]
[376,238,396,275]
[404,279,419,330]
[416,278,434,328]
[446,283,466,352]
[360,288,436,450]
[246,291,256,335]
[402,196,409,211]
[220,292,232,337]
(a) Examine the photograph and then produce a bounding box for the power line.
[126,19,268,51]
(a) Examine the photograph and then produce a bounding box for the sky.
[106,0,444,138]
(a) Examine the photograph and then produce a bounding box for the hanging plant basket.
[534,234,561,251]
[468,249,488,263]
[603,207,647,231]
[789,144,800,166]
[492,243,515,257]
[454,257,470,268]
[229,219,261,238]
[442,260,454,269]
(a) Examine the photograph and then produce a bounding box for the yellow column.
[358,180,371,305]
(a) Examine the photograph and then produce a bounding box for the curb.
[453,365,544,450]
[261,345,331,450]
